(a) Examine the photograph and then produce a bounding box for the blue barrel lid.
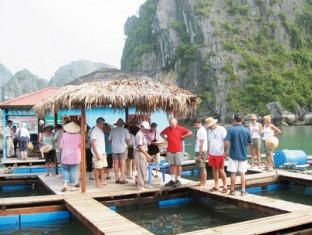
[274,150,286,167]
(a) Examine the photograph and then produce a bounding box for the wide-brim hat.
[63,122,81,134]
[265,136,279,150]
[43,125,54,131]
[114,118,125,126]
[40,144,53,153]
[205,117,218,127]
[27,142,34,150]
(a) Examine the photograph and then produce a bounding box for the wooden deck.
[64,194,152,235]
[1,167,312,234]
[2,156,45,166]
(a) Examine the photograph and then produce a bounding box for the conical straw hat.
[265,136,279,150]
[27,142,34,150]
[64,122,81,134]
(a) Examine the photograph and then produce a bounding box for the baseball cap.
[141,121,151,129]
[233,113,243,122]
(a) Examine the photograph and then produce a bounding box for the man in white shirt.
[193,118,208,187]
[205,117,228,193]
[91,117,107,188]
[108,118,130,184]
[5,120,14,158]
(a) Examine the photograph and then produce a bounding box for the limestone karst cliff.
[121,0,312,121]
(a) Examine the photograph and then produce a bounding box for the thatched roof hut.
[33,69,200,193]
[33,69,200,118]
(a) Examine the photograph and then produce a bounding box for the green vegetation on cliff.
[121,0,159,71]
[225,0,312,114]
[121,0,312,117]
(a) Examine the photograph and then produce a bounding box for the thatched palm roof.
[33,69,200,117]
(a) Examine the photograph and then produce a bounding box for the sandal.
[61,187,67,192]
[119,180,128,184]
[115,179,120,184]
[106,176,111,180]
[241,191,248,196]
[209,187,218,192]
[229,190,236,195]
[221,188,228,193]
[89,177,95,180]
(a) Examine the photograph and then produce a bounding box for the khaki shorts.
[93,154,108,169]
[112,150,128,161]
[195,151,207,171]
[166,152,183,165]
[251,138,261,148]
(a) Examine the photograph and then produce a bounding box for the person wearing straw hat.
[91,117,108,187]
[262,115,281,171]
[135,121,152,191]
[205,117,228,193]
[248,114,263,169]
[60,122,81,192]
[39,124,55,176]
[225,114,252,196]
[161,118,192,187]
[108,118,130,184]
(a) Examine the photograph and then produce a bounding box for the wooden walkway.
[2,156,45,166]
[1,168,312,234]
[64,194,152,235]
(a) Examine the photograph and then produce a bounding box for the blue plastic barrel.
[274,150,307,167]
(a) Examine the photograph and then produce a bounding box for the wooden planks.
[181,208,312,235]
[1,165,312,234]
[64,194,152,235]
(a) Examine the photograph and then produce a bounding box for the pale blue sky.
[0,0,146,79]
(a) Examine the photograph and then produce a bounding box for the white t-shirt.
[208,125,227,156]
[195,126,208,152]
[91,126,106,155]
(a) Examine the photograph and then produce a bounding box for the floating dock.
[1,163,312,234]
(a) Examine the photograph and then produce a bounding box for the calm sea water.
[119,200,269,234]
[0,218,93,235]
[184,125,312,157]
[254,184,312,206]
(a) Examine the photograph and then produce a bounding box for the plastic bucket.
[274,150,307,167]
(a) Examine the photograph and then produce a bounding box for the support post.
[125,107,129,124]
[54,112,58,175]
[80,105,86,193]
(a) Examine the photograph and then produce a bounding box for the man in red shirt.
[160,118,192,187]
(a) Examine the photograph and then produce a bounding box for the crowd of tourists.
[4,113,281,194]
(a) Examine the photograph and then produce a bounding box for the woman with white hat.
[60,122,82,192]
